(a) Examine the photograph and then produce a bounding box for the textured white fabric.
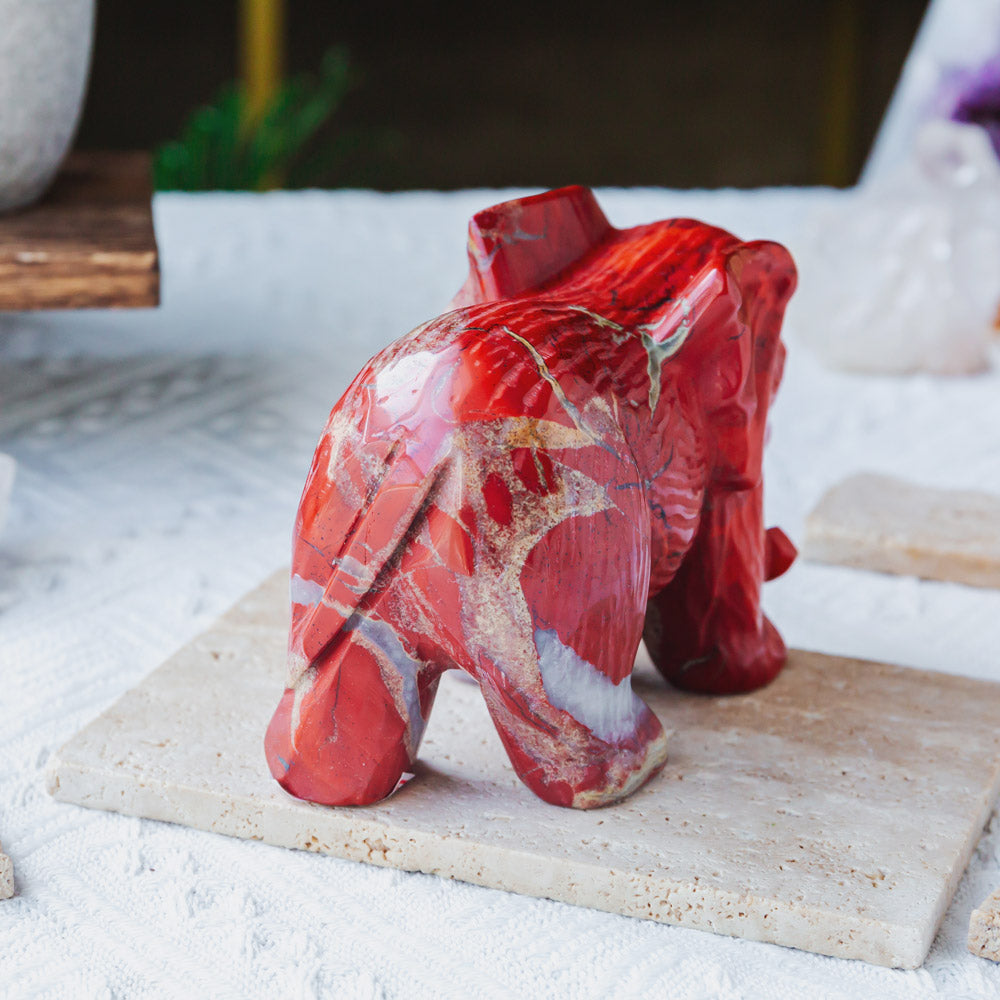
[2,187,1000,998]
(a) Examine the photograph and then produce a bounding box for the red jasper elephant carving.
[265,186,797,810]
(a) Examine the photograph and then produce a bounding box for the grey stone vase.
[0,0,95,212]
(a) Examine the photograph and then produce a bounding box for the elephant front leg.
[643,483,795,694]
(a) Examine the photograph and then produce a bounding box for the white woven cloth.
[2,187,1000,999]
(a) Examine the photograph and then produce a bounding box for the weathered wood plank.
[0,151,159,311]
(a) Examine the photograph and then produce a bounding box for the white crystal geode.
[793,120,1000,375]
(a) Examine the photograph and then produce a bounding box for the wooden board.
[47,571,1000,968]
[0,151,159,310]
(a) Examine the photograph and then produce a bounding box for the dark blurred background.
[76,0,930,190]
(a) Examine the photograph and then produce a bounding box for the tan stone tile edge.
[47,749,925,969]
[803,473,1000,588]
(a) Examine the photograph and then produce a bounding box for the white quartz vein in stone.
[345,613,427,747]
[534,627,644,743]
[289,573,324,607]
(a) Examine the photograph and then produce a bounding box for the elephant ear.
[729,240,797,401]
[703,334,757,488]
[450,185,613,307]
[707,241,797,488]
[704,334,751,411]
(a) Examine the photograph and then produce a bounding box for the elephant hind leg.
[468,505,669,809]
[265,615,442,807]
[475,650,668,808]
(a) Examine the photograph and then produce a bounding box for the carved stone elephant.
[265,185,797,809]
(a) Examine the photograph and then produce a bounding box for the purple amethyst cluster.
[948,56,1000,158]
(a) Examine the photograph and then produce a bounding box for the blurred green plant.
[154,47,359,191]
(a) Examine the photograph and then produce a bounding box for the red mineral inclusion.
[265,186,797,810]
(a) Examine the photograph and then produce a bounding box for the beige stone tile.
[0,843,13,900]
[804,473,1000,588]
[47,571,1000,968]
[970,888,1000,961]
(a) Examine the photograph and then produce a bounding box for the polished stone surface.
[270,186,797,811]
[804,473,1000,588]
[49,571,1000,968]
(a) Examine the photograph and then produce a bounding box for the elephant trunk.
[643,481,792,695]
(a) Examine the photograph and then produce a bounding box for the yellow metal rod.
[240,0,285,125]
[819,0,861,186]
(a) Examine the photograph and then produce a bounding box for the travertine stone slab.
[804,473,1000,588]
[47,572,1000,968]
[0,843,13,899]
[970,888,1000,961]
